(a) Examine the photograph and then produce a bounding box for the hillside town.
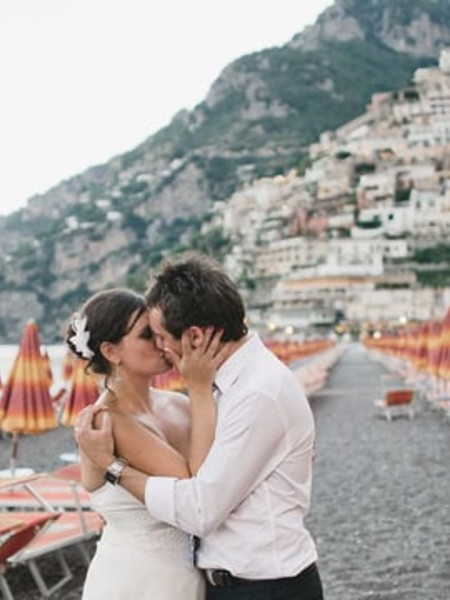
[209,48,450,338]
[1,46,450,345]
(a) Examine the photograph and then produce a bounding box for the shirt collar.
[214,333,262,397]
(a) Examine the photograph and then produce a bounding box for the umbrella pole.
[10,432,20,476]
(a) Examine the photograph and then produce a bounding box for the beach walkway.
[308,342,450,600]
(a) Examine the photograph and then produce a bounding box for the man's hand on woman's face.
[163,327,225,393]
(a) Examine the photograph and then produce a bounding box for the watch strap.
[105,457,128,485]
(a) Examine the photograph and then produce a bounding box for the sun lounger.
[0,467,90,511]
[0,511,61,599]
[0,464,103,598]
[0,509,103,599]
[373,372,416,421]
[51,463,81,482]
[374,388,415,420]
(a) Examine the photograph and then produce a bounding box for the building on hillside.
[406,117,450,146]
[413,48,450,116]
[356,206,412,238]
[353,136,404,160]
[327,208,355,234]
[232,49,450,331]
[409,183,450,238]
[357,171,396,207]
[253,237,328,278]
[347,287,450,324]
[270,272,417,329]
[316,173,353,212]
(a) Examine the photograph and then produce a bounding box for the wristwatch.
[105,457,128,485]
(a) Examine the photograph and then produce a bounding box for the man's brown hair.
[145,252,248,342]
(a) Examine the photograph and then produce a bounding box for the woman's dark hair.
[145,252,248,342]
[65,288,147,375]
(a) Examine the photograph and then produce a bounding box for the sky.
[0,0,333,216]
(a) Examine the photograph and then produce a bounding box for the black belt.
[205,562,317,588]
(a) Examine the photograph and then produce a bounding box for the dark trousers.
[205,562,324,600]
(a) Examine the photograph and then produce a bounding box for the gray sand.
[309,343,450,599]
[1,342,449,599]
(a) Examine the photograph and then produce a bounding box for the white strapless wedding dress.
[82,483,204,599]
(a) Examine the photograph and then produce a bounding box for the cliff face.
[0,0,449,342]
[293,0,450,56]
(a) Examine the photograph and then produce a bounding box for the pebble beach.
[310,343,450,599]
[1,342,449,599]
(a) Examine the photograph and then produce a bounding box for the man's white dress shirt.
[145,333,318,579]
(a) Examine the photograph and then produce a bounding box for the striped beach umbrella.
[60,357,100,427]
[41,349,54,388]
[0,320,57,473]
[61,350,75,382]
[437,307,450,381]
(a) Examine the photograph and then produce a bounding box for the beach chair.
[5,511,103,598]
[0,511,60,599]
[1,510,103,598]
[0,467,90,511]
[374,374,415,421]
[0,475,104,600]
[0,471,104,597]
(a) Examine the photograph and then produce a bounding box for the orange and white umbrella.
[60,357,100,427]
[437,307,450,381]
[0,320,57,473]
[61,350,75,383]
[41,349,54,388]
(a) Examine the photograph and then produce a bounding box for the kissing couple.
[69,252,324,599]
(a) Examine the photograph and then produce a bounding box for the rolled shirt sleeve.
[145,476,177,527]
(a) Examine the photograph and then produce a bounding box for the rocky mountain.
[1,0,450,343]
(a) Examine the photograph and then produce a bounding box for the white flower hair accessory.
[69,314,94,360]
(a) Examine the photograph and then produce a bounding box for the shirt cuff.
[144,476,177,526]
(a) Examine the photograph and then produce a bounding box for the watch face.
[108,463,122,477]
[105,458,127,485]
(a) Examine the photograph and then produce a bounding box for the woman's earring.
[113,361,122,384]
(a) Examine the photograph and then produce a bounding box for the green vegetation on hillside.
[413,244,450,263]
[416,269,450,287]
[413,244,450,287]
[348,0,450,29]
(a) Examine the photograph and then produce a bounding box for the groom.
[77,252,324,599]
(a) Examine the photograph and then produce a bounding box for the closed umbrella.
[41,349,54,388]
[0,320,57,475]
[437,307,450,381]
[61,350,75,383]
[60,357,99,427]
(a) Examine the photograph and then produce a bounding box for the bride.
[66,288,223,599]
